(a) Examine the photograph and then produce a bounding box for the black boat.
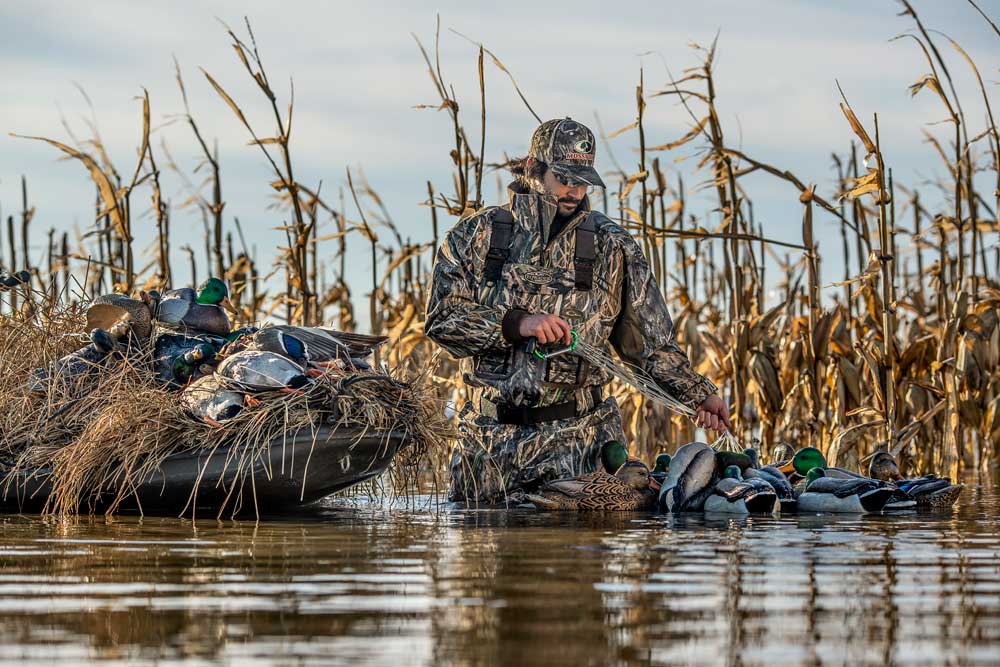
[0,425,409,516]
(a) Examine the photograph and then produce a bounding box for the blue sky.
[1,0,997,327]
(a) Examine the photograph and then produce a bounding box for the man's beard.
[556,196,582,218]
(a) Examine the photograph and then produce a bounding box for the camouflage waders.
[425,120,716,505]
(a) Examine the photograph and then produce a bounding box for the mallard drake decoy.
[797,468,896,513]
[172,343,217,384]
[156,278,233,336]
[86,291,157,339]
[179,374,247,426]
[704,465,777,514]
[526,460,659,511]
[744,448,796,512]
[152,332,220,387]
[657,442,717,513]
[715,450,753,473]
[216,350,310,392]
[868,452,963,508]
[248,325,387,368]
[780,447,914,509]
[651,453,671,485]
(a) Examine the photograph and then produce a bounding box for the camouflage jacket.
[425,181,717,413]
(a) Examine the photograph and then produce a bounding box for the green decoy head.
[600,440,630,474]
[805,467,826,489]
[744,448,760,469]
[779,447,827,477]
[196,278,230,306]
[724,465,743,480]
[652,453,671,475]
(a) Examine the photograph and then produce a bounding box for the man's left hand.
[696,395,732,434]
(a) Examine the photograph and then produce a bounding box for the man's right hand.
[518,313,572,345]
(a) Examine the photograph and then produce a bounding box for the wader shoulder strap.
[483,208,514,284]
[574,212,597,290]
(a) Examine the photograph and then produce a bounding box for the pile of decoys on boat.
[527,440,964,514]
[27,278,388,426]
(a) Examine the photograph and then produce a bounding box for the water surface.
[0,484,997,666]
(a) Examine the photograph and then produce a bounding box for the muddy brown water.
[0,484,997,667]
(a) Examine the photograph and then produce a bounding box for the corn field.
[3,6,999,481]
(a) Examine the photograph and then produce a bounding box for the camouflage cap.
[528,118,605,189]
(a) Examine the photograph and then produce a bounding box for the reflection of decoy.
[657,442,717,513]
[704,465,777,514]
[868,452,963,508]
[249,326,387,368]
[179,374,248,426]
[27,316,133,394]
[216,350,310,392]
[156,278,233,336]
[86,291,157,339]
[526,451,659,512]
[797,468,896,513]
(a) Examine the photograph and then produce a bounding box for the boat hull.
[0,426,408,516]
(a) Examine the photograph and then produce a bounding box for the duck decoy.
[27,316,133,394]
[657,442,718,513]
[179,374,248,426]
[86,291,157,339]
[744,448,796,512]
[650,453,671,485]
[248,325,387,369]
[156,278,233,336]
[704,465,777,514]
[152,332,220,387]
[868,452,963,508]
[796,468,896,513]
[525,460,659,511]
[216,350,310,393]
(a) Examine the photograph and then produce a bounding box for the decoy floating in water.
[868,451,963,508]
[704,465,777,514]
[796,468,896,513]
[650,453,671,485]
[526,443,659,511]
[657,442,717,513]
[744,448,796,512]
[216,350,310,393]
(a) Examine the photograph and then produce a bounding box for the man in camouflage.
[425,118,731,505]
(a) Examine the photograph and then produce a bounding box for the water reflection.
[0,484,995,666]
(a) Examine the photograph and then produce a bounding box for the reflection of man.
[425,118,730,504]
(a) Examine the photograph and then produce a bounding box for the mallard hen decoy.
[704,465,777,514]
[868,452,963,508]
[86,291,157,339]
[526,460,659,511]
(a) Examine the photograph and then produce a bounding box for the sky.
[1,0,998,329]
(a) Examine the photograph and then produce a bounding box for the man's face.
[531,159,588,215]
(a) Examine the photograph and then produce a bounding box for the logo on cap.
[574,140,593,153]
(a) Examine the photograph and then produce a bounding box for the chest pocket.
[474,208,600,388]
